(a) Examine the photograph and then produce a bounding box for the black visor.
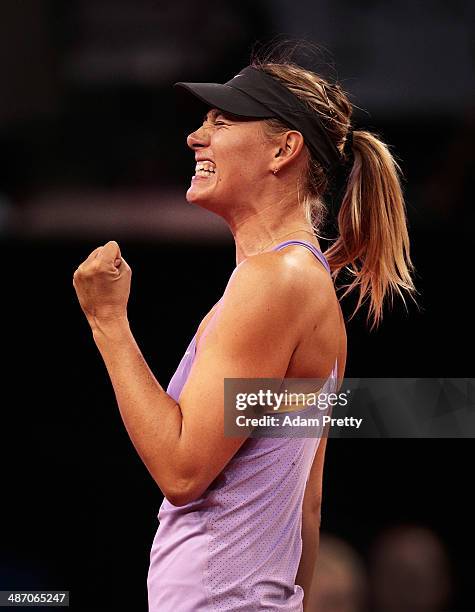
[174,66,343,173]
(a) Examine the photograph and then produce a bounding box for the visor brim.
[174,82,274,119]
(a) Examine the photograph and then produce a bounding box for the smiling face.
[185,109,273,215]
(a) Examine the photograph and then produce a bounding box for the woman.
[73,56,416,610]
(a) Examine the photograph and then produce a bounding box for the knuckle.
[90,260,101,273]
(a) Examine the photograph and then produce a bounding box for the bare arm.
[296,512,320,611]
[295,435,328,610]
[92,319,190,503]
[74,241,310,505]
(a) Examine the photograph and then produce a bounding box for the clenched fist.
[73,240,132,330]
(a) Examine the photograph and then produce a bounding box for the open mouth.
[194,160,216,178]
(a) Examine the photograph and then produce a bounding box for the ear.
[272,130,305,172]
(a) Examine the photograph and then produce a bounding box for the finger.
[98,240,121,263]
[118,255,131,272]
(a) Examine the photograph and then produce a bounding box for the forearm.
[92,318,187,498]
[295,512,320,611]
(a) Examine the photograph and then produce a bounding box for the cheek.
[214,131,266,183]
[217,149,264,183]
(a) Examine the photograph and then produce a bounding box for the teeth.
[195,161,216,174]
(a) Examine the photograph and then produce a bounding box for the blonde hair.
[251,52,418,331]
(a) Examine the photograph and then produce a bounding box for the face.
[185,108,272,214]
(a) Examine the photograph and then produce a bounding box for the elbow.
[162,477,198,508]
[167,480,207,507]
[166,489,193,507]
[154,455,204,507]
[150,457,198,507]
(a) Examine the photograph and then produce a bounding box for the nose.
[187,124,209,151]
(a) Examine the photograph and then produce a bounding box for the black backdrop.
[1,230,473,610]
[1,0,474,609]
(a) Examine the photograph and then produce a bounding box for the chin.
[186,182,213,204]
[185,188,228,217]
[185,188,208,207]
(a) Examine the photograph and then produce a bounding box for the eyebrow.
[203,109,224,123]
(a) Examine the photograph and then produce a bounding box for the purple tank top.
[147,241,338,611]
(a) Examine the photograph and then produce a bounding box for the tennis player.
[73,56,416,611]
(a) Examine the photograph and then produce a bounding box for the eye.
[214,121,226,126]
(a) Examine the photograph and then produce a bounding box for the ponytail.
[324,130,418,330]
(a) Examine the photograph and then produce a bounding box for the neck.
[226,204,319,266]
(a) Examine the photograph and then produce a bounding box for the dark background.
[1,1,474,610]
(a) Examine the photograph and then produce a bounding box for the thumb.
[99,240,121,263]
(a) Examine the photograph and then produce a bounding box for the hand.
[73,240,132,331]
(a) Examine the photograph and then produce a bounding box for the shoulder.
[229,249,307,298]
[207,248,329,349]
[224,247,332,316]
[193,251,310,376]
[222,250,312,320]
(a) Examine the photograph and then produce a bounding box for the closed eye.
[202,116,228,128]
